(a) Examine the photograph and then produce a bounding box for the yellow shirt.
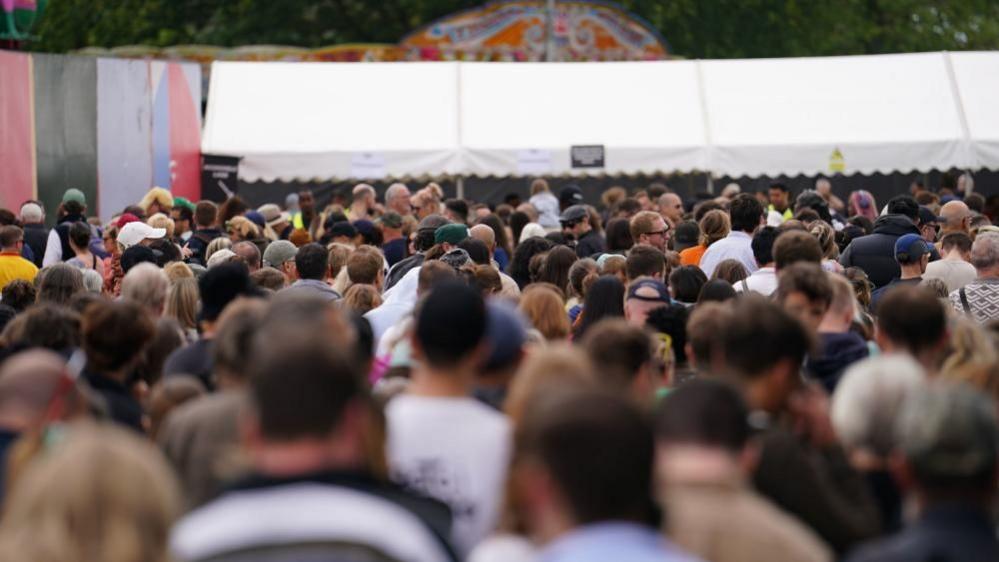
[0,252,38,290]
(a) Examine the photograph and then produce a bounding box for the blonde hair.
[530,178,550,195]
[941,318,999,402]
[411,183,444,214]
[165,277,199,331]
[809,221,839,260]
[146,213,175,239]
[163,261,193,283]
[138,187,173,214]
[343,284,383,315]
[0,423,179,562]
[699,209,731,247]
[601,186,628,210]
[827,271,857,317]
[518,285,570,341]
[505,344,597,426]
[204,237,233,263]
[226,216,259,241]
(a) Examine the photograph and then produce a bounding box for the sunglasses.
[645,228,670,237]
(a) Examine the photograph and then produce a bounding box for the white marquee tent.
[201,51,999,182]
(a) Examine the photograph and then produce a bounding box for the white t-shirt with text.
[385,395,512,557]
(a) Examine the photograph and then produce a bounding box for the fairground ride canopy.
[400,0,670,61]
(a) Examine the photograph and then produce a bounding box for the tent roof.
[203,52,999,182]
[202,62,461,182]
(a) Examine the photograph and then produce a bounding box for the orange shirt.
[0,251,39,290]
[679,245,707,266]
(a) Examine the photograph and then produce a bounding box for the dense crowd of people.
[0,176,997,561]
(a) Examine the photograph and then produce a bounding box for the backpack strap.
[959,287,973,315]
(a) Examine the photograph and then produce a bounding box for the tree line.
[34,0,999,59]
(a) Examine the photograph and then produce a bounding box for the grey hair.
[971,232,999,271]
[19,203,42,223]
[121,262,169,312]
[831,354,925,457]
[385,182,410,201]
[81,269,103,293]
[899,383,998,484]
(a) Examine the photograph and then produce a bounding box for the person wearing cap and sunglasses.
[560,205,605,259]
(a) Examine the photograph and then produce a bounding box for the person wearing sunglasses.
[630,210,671,253]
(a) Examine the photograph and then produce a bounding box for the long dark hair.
[509,211,531,247]
[605,217,633,253]
[536,245,578,295]
[479,214,512,259]
[574,275,625,339]
[669,265,707,304]
[510,237,554,289]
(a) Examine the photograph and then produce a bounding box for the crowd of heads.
[0,175,996,561]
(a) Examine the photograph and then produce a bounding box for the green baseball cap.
[434,223,469,245]
[173,196,196,212]
[62,188,86,205]
[378,212,404,229]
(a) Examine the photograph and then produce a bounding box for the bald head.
[470,224,495,251]
[0,350,66,429]
[658,193,683,225]
[940,201,972,235]
[233,241,261,272]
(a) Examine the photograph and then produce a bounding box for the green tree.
[33,0,999,57]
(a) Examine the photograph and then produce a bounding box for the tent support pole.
[456,175,465,199]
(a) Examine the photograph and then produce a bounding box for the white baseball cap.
[117,221,166,249]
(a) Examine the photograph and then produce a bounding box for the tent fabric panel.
[701,52,971,177]
[33,54,98,224]
[150,61,173,189]
[204,54,995,181]
[462,145,706,177]
[710,140,968,179]
[0,51,35,211]
[203,61,460,181]
[181,62,202,127]
[167,62,203,201]
[949,51,999,169]
[237,149,464,184]
[96,58,153,222]
[458,61,706,156]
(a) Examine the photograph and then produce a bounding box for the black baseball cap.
[917,206,945,227]
[559,185,584,208]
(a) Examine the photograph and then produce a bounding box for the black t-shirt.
[576,229,607,258]
[382,238,407,268]
[82,369,143,432]
[163,338,215,391]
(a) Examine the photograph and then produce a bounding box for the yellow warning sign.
[829,148,845,173]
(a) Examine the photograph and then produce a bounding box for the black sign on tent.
[201,154,241,202]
